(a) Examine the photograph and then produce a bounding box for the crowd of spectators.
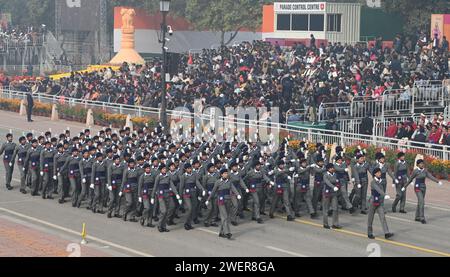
[4,31,450,123]
[0,25,45,51]
[385,113,450,146]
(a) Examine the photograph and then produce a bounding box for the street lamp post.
[160,0,170,132]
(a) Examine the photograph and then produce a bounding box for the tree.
[185,0,262,46]
[383,0,450,35]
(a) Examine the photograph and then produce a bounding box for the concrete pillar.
[125,114,133,130]
[86,109,94,127]
[19,100,26,116]
[51,104,59,121]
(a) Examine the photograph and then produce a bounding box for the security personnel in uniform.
[206,168,241,240]
[13,136,28,193]
[152,164,181,232]
[403,159,443,224]
[138,164,155,227]
[368,168,394,239]
[179,163,205,230]
[322,163,342,229]
[39,141,56,199]
[269,160,295,221]
[91,153,107,214]
[392,152,408,213]
[293,158,316,218]
[106,155,124,218]
[202,163,219,227]
[0,133,17,190]
[54,144,69,203]
[121,159,140,222]
[244,160,271,223]
[25,139,41,196]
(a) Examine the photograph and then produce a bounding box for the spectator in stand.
[427,125,442,144]
[385,119,398,138]
[440,126,450,145]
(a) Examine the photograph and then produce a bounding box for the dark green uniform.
[0,141,17,189]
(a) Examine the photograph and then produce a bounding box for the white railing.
[1,88,449,160]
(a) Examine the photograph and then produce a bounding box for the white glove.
[90,184,95,189]
[384,195,391,200]
[344,168,349,172]
[176,194,181,200]
[57,172,61,177]
[82,178,86,183]
[268,170,274,176]
[289,167,295,172]
[401,187,406,192]
[245,189,249,193]
[107,186,112,191]
[40,171,44,176]
[290,159,296,163]
[237,195,242,200]
[119,191,123,197]
[151,198,155,205]
[202,190,206,197]
[138,197,142,203]
[395,179,399,184]
[357,184,362,189]
[270,181,275,187]
[22,167,25,171]
[8,162,12,167]
[53,175,57,180]
[265,163,270,166]
[333,187,339,192]
[205,201,209,206]
[178,199,183,205]
[438,182,443,186]
[391,183,396,188]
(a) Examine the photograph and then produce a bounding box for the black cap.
[375,152,385,160]
[316,157,324,163]
[416,159,424,165]
[184,163,192,169]
[96,152,103,158]
[113,155,120,160]
[397,152,405,158]
[277,160,285,166]
[207,163,215,170]
[71,148,79,153]
[220,168,228,175]
[128,158,135,164]
[326,163,334,170]
[335,155,343,162]
[159,163,166,170]
[373,168,382,175]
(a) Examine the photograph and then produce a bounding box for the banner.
[59,0,100,31]
[274,2,326,13]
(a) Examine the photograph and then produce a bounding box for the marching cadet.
[91,153,107,214]
[322,163,342,229]
[334,156,353,212]
[202,163,219,227]
[179,163,205,230]
[54,144,69,203]
[228,160,249,225]
[191,159,205,224]
[368,168,394,240]
[244,160,272,223]
[39,141,56,199]
[79,149,94,209]
[152,164,181,232]
[310,157,326,215]
[25,139,42,196]
[392,152,408,213]
[13,136,28,194]
[370,153,395,194]
[293,158,316,218]
[106,155,124,218]
[121,159,140,222]
[0,133,17,190]
[402,159,443,224]
[206,168,241,240]
[60,148,82,207]
[351,153,370,214]
[269,160,295,221]
[168,161,181,222]
[138,164,155,227]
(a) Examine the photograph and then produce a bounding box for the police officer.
[91,152,107,214]
[106,155,124,218]
[392,152,408,213]
[138,164,155,227]
[244,160,271,223]
[206,168,241,240]
[368,168,394,239]
[0,133,17,190]
[322,163,342,229]
[403,159,443,224]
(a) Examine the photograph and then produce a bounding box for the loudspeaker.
[166,52,181,76]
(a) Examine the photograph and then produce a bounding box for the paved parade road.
[0,111,449,257]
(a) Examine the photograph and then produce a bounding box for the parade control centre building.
[262,2,362,46]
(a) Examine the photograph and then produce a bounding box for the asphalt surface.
[0,111,449,257]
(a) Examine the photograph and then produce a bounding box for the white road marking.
[265,246,308,257]
[197,228,218,235]
[385,215,414,223]
[0,207,154,257]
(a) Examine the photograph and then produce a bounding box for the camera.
[167,25,173,36]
